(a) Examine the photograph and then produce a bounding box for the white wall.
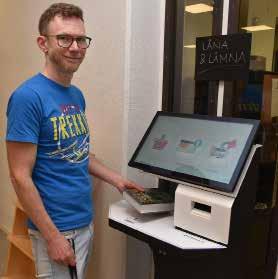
[0,0,46,234]
[77,1,128,278]
[0,1,165,279]
[123,2,165,278]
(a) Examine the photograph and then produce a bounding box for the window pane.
[230,0,278,206]
[181,0,216,114]
[239,0,278,71]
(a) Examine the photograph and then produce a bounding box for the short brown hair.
[39,3,84,35]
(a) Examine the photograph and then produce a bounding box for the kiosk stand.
[109,112,260,279]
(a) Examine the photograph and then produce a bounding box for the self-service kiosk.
[109,112,261,279]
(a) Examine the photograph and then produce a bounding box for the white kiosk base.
[174,184,233,244]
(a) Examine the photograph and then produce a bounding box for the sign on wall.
[195,33,252,81]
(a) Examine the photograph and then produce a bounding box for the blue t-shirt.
[6,73,93,231]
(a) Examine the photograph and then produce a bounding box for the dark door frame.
[162,0,224,113]
[162,0,184,112]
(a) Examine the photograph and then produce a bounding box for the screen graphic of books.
[129,112,259,193]
[123,189,174,214]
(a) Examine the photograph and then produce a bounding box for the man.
[6,3,143,278]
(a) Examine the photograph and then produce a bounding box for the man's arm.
[6,141,76,266]
[88,153,144,192]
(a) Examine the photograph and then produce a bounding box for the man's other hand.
[47,233,76,266]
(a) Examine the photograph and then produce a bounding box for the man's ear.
[37,36,48,54]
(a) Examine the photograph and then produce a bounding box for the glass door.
[227,1,278,278]
[163,0,223,114]
[181,0,215,114]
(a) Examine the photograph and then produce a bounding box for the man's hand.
[114,177,144,193]
[6,141,76,267]
[47,233,76,266]
[88,154,144,193]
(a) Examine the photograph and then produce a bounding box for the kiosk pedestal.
[109,145,260,279]
[109,201,227,279]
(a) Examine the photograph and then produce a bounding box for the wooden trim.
[2,204,35,278]
[6,246,35,278]
[7,235,33,261]
[0,225,10,235]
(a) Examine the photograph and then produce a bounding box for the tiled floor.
[0,230,8,276]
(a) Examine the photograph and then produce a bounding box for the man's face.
[45,16,87,74]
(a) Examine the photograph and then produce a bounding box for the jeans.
[29,224,93,279]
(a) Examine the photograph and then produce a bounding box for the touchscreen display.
[129,112,259,192]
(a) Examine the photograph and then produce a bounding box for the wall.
[0,1,165,279]
[0,0,45,234]
[77,1,128,278]
[123,1,165,278]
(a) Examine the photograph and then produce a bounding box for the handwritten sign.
[195,33,252,81]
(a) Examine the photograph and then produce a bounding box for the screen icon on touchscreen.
[176,138,202,154]
[152,134,168,150]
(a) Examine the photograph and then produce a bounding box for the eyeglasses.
[44,34,92,49]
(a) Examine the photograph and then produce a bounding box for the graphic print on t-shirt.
[47,104,90,163]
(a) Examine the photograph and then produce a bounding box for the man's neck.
[42,66,73,87]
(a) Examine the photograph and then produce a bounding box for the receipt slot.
[109,112,260,279]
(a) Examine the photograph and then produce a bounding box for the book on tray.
[123,188,174,214]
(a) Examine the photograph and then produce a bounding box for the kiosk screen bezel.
[128,112,260,193]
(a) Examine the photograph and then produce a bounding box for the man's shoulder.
[16,73,44,92]
[9,74,44,105]
[70,84,86,103]
[71,84,84,95]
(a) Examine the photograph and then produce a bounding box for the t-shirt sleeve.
[73,86,86,111]
[6,87,42,144]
